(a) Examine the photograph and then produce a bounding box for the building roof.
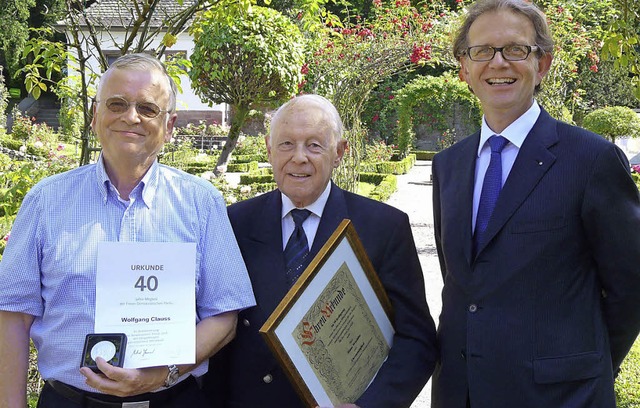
[73,0,197,28]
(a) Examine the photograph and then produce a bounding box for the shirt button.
[242,319,250,327]
[263,374,273,384]
[468,304,478,313]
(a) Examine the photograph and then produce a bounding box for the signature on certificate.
[132,348,156,358]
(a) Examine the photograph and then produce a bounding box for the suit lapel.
[476,109,559,257]
[311,182,349,256]
[244,190,291,315]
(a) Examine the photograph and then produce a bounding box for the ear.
[459,58,470,83]
[536,53,553,86]
[333,139,348,168]
[265,135,273,162]
[90,100,97,131]
[164,113,178,142]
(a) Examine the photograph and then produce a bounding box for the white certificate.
[94,242,196,368]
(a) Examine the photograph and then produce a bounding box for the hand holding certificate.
[260,220,394,408]
[94,242,196,369]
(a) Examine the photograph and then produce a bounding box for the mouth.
[288,172,310,179]
[486,78,516,85]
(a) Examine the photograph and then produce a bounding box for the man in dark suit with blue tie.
[204,94,437,407]
[431,0,640,407]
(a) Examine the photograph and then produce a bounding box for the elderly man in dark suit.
[431,0,640,407]
[204,94,437,407]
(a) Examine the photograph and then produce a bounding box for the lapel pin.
[537,161,543,166]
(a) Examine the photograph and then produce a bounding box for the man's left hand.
[79,357,166,397]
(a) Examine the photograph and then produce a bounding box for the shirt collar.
[95,153,159,207]
[281,181,331,219]
[477,101,541,157]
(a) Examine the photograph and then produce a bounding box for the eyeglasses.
[95,96,168,119]
[463,45,539,62]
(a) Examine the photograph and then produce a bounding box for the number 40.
[135,275,158,291]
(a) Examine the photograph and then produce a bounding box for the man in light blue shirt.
[0,53,255,407]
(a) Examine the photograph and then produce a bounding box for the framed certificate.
[260,219,395,408]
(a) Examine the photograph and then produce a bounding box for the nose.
[291,144,308,163]
[488,50,508,66]
[121,103,141,124]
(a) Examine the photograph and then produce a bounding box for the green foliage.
[394,72,481,155]
[0,0,35,73]
[0,66,8,129]
[363,139,395,162]
[359,172,398,201]
[239,173,275,184]
[615,338,640,407]
[0,163,43,217]
[189,6,305,106]
[411,150,437,160]
[227,161,259,172]
[600,0,640,99]
[301,0,458,191]
[582,106,640,142]
[537,0,617,120]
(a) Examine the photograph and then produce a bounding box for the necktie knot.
[290,209,311,227]
[489,135,509,153]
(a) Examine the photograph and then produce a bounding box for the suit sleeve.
[356,213,438,408]
[582,144,640,372]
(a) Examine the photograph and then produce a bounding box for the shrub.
[0,66,8,129]
[394,72,482,156]
[582,106,640,143]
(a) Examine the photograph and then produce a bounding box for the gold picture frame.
[260,219,395,407]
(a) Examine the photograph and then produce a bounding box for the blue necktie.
[284,209,312,286]
[474,135,509,256]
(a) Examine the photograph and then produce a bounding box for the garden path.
[384,160,440,408]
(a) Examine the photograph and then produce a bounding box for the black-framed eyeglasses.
[95,96,169,119]
[463,45,539,62]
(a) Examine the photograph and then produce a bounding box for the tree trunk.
[215,103,250,174]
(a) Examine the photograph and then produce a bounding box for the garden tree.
[601,0,640,99]
[301,0,458,191]
[582,106,640,143]
[16,0,255,165]
[188,5,305,173]
[0,0,36,78]
[536,0,616,122]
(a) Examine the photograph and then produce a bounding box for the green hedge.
[232,154,268,163]
[240,173,274,184]
[360,154,416,175]
[227,161,259,173]
[411,150,437,160]
[360,172,398,202]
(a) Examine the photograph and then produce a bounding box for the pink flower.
[632,165,640,174]
[2,232,9,242]
[57,144,65,151]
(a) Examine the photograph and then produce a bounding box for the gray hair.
[97,53,177,112]
[270,94,344,144]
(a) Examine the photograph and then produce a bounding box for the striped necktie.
[284,209,312,286]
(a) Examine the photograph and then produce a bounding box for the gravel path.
[385,160,442,408]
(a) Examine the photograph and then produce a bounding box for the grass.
[616,337,640,407]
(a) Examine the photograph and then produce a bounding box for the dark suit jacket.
[431,108,640,408]
[204,183,437,408]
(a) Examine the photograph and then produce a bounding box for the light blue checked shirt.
[0,154,255,391]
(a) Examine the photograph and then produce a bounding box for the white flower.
[19,145,27,153]
[34,141,44,149]
[240,185,252,194]
[227,196,237,204]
